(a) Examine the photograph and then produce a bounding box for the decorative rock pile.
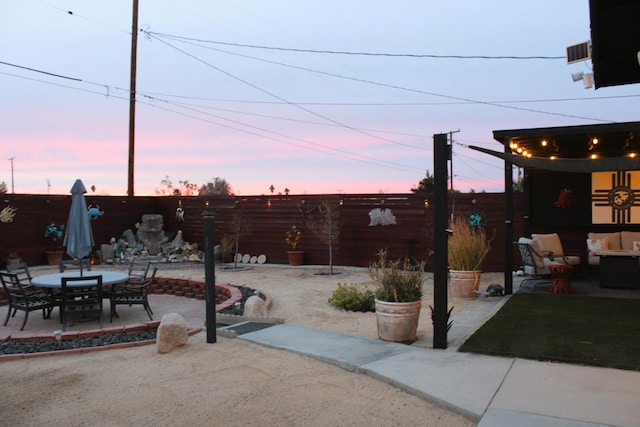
[99,214,204,265]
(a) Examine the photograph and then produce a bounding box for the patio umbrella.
[63,179,94,275]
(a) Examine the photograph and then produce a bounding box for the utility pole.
[127,0,139,197]
[8,157,14,193]
[448,129,460,191]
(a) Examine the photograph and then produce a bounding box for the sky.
[1,1,639,196]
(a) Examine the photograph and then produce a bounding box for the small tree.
[411,170,435,193]
[199,177,232,196]
[0,181,6,194]
[229,209,252,269]
[306,200,341,275]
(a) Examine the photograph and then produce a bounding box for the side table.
[548,263,572,294]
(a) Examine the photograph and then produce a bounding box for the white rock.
[156,313,188,353]
[243,295,268,317]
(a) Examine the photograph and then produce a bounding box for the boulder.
[243,295,268,317]
[156,313,188,353]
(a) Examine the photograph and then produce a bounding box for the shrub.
[370,249,425,302]
[448,216,491,271]
[328,283,375,312]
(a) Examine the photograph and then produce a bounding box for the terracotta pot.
[374,299,421,343]
[287,250,304,266]
[449,270,481,298]
[45,251,64,266]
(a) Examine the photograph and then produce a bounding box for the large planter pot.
[287,250,304,266]
[374,299,421,343]
[449,269,481,298]
[45,250,64,266]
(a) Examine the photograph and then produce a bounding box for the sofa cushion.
[543,255,581,267]
[587,232,621,251]
[532,233,564,256]
[621,231,640,251]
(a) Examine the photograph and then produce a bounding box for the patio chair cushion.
[532,233,564,256]
[518,237,546,269]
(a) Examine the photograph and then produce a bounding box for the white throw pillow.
[586,238,609,252]
[634,241,640,251]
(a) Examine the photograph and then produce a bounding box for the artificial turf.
[458,293,640,371]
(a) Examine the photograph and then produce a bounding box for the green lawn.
[459,293,640,371]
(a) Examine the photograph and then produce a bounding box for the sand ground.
[0,265,491,426]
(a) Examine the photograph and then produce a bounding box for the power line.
[137,91,640,106]
[0,61,81,81]
[152,32,615,123]
[144,30,416,147]
[148,32,565,60]
[0,69,425,174]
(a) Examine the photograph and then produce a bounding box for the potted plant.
[447,216,491,298]
[44,223,65,265]
[6,251,22,266]
[370,249,426,343]
[285,225,304,266]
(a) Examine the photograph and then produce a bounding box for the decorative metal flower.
[0,206,17,223]
[285,225,302,250]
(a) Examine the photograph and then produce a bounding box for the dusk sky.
[2,1,638,196]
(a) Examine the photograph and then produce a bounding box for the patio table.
[31,271,129,288]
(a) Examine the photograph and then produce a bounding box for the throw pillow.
[634,241,640,251]
[586,238,609,252]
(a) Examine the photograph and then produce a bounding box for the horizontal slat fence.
[2,193,523,271]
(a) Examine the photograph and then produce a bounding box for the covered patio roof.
[492,121,640,160]
[475,121,640,295]
[470,121,640,173]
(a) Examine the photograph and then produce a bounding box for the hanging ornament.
[87,204,104,220]
[176,200,185,222]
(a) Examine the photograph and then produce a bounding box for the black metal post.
[202,208,217,343]
[504,137,514,295]
[433,133,449,349]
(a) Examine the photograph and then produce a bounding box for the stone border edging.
[0,322,202,361]
[0,277,273,360]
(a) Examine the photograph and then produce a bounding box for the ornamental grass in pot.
[370,249,426,343]
[447,216,491,298]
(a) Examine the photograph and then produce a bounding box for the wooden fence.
[1,192,523,271]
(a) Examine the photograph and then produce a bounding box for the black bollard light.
[202,207,217,343]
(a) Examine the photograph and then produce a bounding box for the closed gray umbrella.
[63,179,94,275]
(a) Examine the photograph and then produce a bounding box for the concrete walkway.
[240,309,640,427]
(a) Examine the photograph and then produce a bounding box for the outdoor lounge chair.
[1,271,55,331]
[110,262,158,322]
[515,239,554,290]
